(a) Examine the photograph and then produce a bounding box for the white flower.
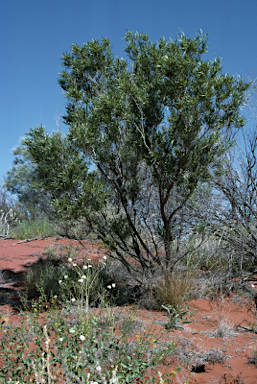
[107,285,111,289]
[88,265,92,268]
[78,279,84,283]
[58,280,62,284]
[53,295,57,299]
[88,258,91,261]
[112,283,116,288]
[81,275,86,279]
[71,298,76,302]
[64,275,68,279]
[70,328,75,333]
[96,365,101,372]
[79,335,86,341]
[103,256,107,260]
[83,265,88,270]
[68,258,72,262]
[59,337,63,342]
[91,381,98,384]
[73,263,77,267]
[251,284,255,288]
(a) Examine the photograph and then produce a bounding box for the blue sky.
[1,0,256,179]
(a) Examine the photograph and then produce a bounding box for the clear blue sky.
[1,0,256,179]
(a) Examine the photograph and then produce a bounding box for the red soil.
[1,237,257,383]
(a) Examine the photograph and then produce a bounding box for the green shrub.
[24,245,115,307]
[11,217,58,239]
[0,277,178,383]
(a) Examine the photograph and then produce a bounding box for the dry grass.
[154,271,193,309]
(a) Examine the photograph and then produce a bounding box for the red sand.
[1,237,257,383]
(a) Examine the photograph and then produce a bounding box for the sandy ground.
[1,237,257,383]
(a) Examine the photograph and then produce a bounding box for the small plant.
[212,318,237,339]
[23,245,110,306]
[119,307,144,336]
[248,350,257,367]
[162,302,193,330]
[43,245,58,260]
[25,257,64,300]
[155,271,193,310]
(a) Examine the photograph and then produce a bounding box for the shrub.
[139,270,193,310]
[12,217,57,239]
[0,281,177,383]
[23,245,116,307]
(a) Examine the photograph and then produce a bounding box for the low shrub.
[23,245,113,307]
[11,217,58,240]
[0,275,178,383]
[139,270,193,311]
[155,271,193,308]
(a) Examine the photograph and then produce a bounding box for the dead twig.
[13,236,48,245]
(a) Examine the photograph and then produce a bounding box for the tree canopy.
[5,142,54,220]
[19,31,249,278]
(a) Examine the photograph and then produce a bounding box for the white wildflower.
[107,285,111,289]
[251,284,255,288]
[58,280,62,284]
[112,283,116,288]
[53,295,57,299]
[82,275,87,279]
[68,258,72,262]
[88,265,92,268]
[64,275,68,279]
[59,337,63,342]
[83,265,88,270]
[73,263,77,267]
[103,256,107,260]
[78,278,84,283]
[71,298,76,302]
[96,365,101,372]
[79,335,86,341]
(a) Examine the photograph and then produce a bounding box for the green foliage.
[162,302,194,330]
[18,30,249,278]
[0,312,176,383]
[0,181,15,214]
[0,273,177,383]
[23,245,111,306]
[11,217,57,239]
[5,144,54,220]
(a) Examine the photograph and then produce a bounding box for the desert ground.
[1,237,257,383]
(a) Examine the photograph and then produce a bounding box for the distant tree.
[192,73,257,273]
[5,142,54,220]
[0,179,14,213]
[22,31,248,279]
